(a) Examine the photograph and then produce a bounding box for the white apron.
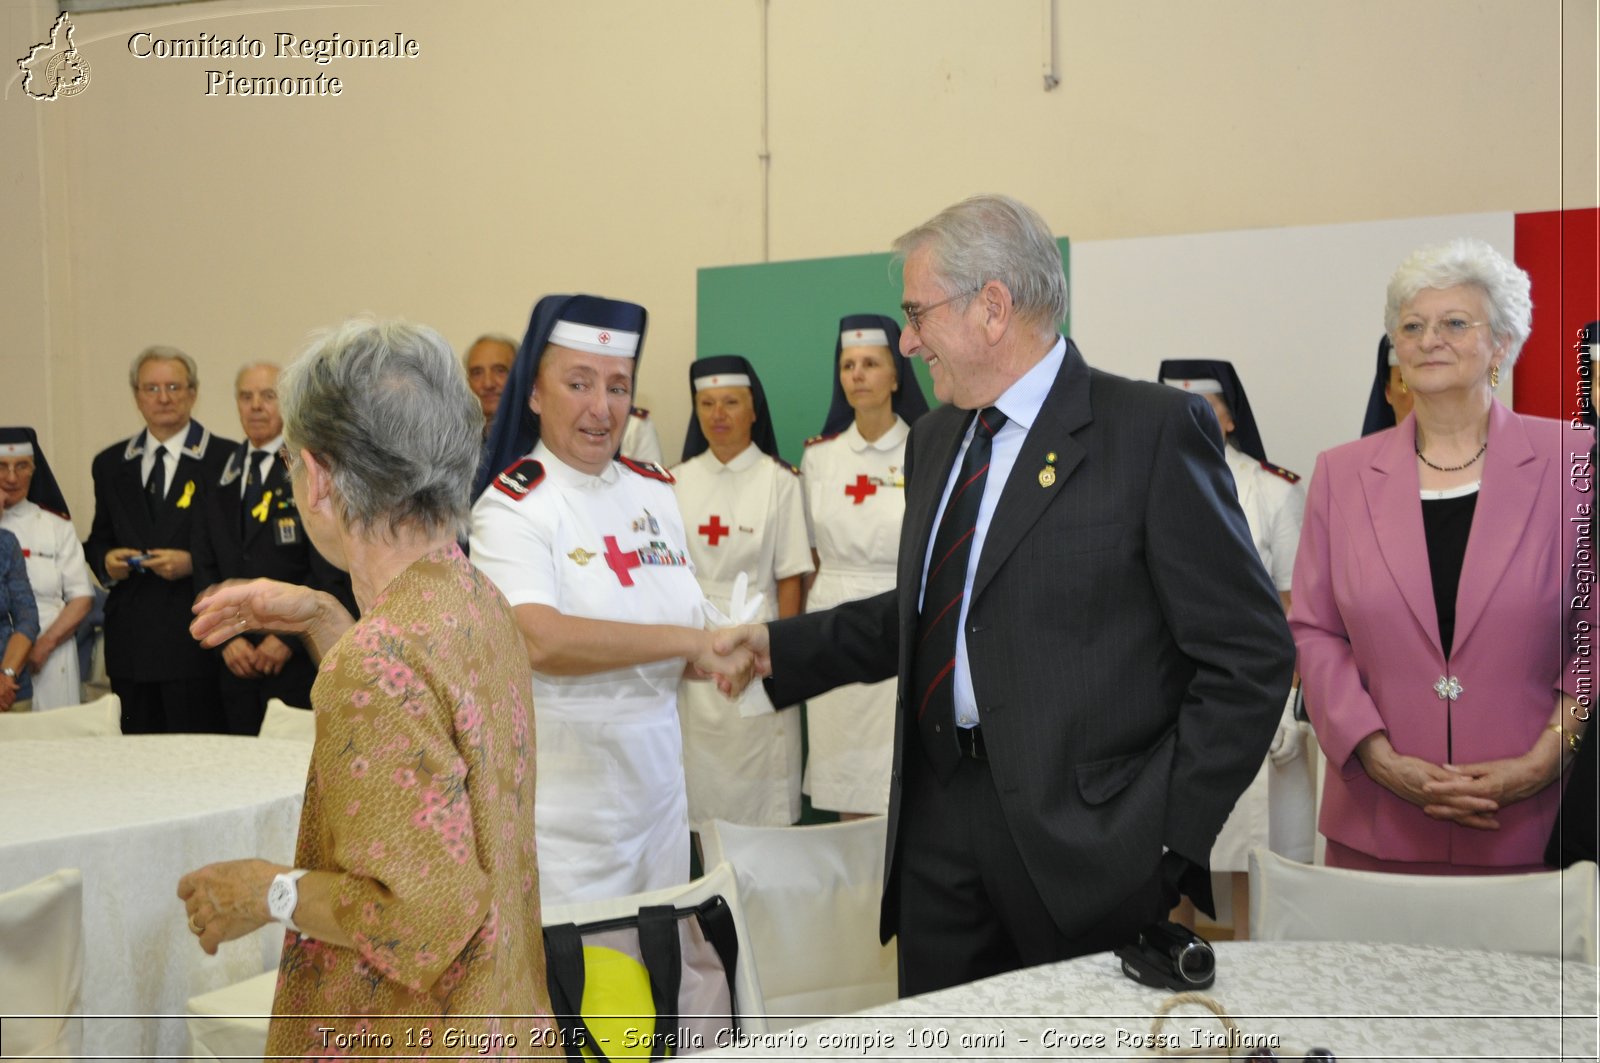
[671,445,811,827]
[470,444,703,906]
[1,501,91,710]
[799,421,908,814]
[1210,445,1314,869]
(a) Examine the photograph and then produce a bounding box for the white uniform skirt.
[802,565,897,815]
[677,580,801,828]
[535,691,690,907]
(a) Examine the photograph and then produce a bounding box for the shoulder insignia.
[804,433,840,448]
[619,456,674,484]
[772,455,801,476]
[630,406,651,420]
[1259,460,1300,484]
[492,459,545,499]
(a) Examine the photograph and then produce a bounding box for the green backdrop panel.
[694,240,1069,463]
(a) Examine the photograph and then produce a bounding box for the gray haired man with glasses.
[719,194,1294,995]
[85,346,235,733]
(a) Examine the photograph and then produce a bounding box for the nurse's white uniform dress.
[471,442,704,906]
[799,418,908,814]
[1210,443,1314,867]
[672,442,812,827]
[0,499,92,709]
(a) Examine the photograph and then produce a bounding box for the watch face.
[268,877,295,921]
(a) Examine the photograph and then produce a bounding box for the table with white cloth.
[0,734,310,1059]
[698,941,1598,1061]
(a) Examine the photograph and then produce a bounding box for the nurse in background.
[1362,334,1415,436]
[673,355,812,828]
[1158,360,1310,935]
[0,428,93,710]
[471,295,753,906]
[801,315,929,817]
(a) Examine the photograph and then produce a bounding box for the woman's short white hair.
[280,319,482,539]
[1385,238,1533,366]
[893,194,1069,331]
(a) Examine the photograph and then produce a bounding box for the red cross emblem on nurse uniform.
[698,515,730,546]
[844,475,877,505]
[603,535,641,586]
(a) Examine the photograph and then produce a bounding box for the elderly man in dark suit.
[721,195,1294,995]
[86,346,235,733]
[191,363,354,734]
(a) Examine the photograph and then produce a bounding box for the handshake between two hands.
[690,572,773,704]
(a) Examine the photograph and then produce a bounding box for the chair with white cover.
[1249,847,1600,963]
[257,698,315,742]
[543,860,768,1036]
[187,862,767,1061]
[0,693,120,741]
[701,817,897,1023]
[0,868,85,1059]
[186,968,277,1063]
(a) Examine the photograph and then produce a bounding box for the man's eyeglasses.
[901,288,979,332]
[136,383,193,396]
[1395,317,1485,344]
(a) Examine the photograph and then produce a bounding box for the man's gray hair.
[1385,238,1533,367]
[892,194,1069,330]
[128,345,198,389]
[233,361,280,389]
[280,319,482,539]
[465,334,518,364]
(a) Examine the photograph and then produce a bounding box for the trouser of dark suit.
[895,730,1165,997]
[217,659,316,736]
[113,676,224,735]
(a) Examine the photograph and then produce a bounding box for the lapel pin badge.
[1039,451,1058,488]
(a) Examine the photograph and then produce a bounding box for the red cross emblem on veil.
[598,331,611,345]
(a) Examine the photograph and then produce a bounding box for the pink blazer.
[1290,402,1590,867]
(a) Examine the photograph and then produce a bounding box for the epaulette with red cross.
[773,456,801,476]
[620,457,675,484]
[804,433,839,448]
[1260,460,1300,484]
[492,459,545,500]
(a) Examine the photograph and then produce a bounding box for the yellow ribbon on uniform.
[176,481,196,509]
[251,491,271,523]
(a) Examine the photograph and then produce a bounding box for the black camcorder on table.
[1115,920,1216,991]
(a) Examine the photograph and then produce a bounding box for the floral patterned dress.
[265,545,558,1059]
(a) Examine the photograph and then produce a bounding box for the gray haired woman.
[1291,239,1589,874]
[178,320,557,1057]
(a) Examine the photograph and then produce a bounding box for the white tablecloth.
[699,941,1598,1060]
[0,734,310,1060]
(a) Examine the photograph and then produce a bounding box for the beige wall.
[3,0,1595,530]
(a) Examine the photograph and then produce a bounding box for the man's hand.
[104,547,140,582]
[711,624,771,696]
[220,637,262,679]
[177,858,282,956]
[689,630,756,698]
[0,674,16,711]
[255,635,293,676]
[141,548,193,581]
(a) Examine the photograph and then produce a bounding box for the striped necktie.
[911,406,1006,781]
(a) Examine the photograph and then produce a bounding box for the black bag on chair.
[543,895,742,1061]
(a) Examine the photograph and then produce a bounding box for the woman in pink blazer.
[1291,238,1590,873]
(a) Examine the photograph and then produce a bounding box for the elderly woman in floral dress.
[179,320,556,1057]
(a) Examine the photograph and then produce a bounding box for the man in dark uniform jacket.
[720,196,1294,996]
[85,347,235,733]
[191,363,355,734]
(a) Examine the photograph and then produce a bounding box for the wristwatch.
[1,667,15,679]
[267,868,309,931]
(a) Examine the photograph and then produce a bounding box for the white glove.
[700,572,775,718]
[1266,686,1306,766]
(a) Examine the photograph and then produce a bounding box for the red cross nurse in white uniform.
[470,295,752,907]
[800,314,930,816]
